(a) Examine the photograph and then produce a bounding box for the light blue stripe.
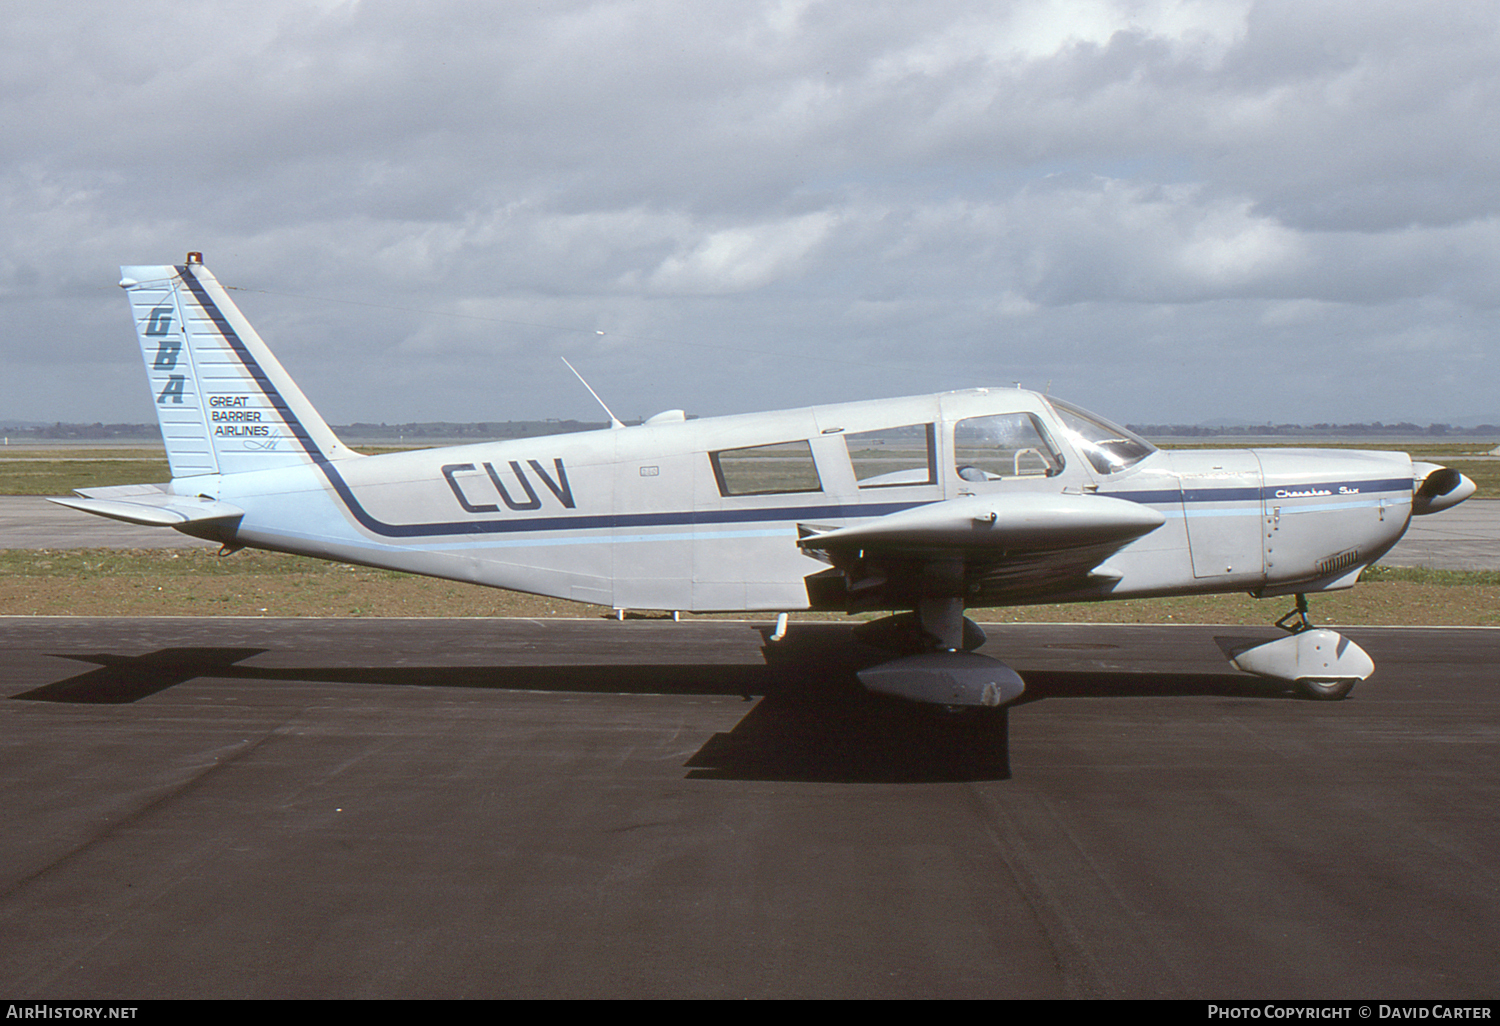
[1147,496,1398,520]
[1265,498,1395,515]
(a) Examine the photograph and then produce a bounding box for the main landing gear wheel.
[855,595,1025,709]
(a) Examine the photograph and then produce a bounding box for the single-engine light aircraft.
[52,255,1476,707]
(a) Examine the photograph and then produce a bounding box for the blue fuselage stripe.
[1108,480,1411,507]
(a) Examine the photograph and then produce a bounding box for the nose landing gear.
[1274,593,1315,635]
[1230,593,1372,700]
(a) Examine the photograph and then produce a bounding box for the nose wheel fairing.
[1225,594,1373,700]
[1228,629,1373,698]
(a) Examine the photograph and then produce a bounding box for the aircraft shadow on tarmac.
[12,624,1291,784]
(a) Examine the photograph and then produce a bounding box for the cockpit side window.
[952,413,1064,481]
[1046,398,1156,475]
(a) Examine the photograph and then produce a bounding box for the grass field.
[1,548,1494,625]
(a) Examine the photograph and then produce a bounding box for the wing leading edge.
[797,491,1167,613]
[797,492,1165,553]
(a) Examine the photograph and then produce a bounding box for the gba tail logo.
[146,307,185,404]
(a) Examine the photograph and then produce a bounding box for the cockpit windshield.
[1046,398,1156,475]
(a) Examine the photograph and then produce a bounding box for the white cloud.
[641,212,836,294]
[0,0,1497,426]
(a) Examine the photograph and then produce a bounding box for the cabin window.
[711,440,823,496]
[953,413,1064,481]
[845,424,936,488]
[1046,398,1155,475]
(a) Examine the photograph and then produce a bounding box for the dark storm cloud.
[2,0,1496,427]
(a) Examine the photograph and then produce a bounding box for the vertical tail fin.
[119,255,358,479]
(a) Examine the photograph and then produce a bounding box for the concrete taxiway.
[1,615,1496,999]
[3,491,1496,997]
[1377,498,1500,571]
[0,496,216,550]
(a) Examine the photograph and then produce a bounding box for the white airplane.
[52,255,1476,708]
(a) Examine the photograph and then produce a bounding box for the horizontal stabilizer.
[48,493,244,528]
[799,492,1164,554]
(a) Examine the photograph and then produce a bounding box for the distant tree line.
[3,418,1494,443]
[1127,422,1499,438]
[0,420,614,442]
[2,422,163,440]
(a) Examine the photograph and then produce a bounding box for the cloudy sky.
[3,0,1497,429]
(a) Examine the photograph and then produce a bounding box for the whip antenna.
[561,357,624,430]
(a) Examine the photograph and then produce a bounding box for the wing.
[797,492,1165,610]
